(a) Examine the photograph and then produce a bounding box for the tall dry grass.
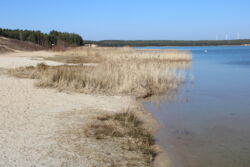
[10,47,191,97]
[48,47,191,64]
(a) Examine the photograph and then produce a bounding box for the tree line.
[0,28,83,47]
[1,28,250,47]
[91,40,250,47]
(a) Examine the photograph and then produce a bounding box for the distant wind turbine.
[237,32,240,39]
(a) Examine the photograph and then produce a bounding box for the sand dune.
[0,36,45,53]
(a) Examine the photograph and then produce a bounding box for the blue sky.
[0,0,250,40]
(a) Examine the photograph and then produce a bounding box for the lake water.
[142,46,250,167]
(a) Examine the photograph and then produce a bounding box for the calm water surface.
[143,46,250,167]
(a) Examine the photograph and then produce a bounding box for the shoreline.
[0,51,177,166]
[135,44,250,48]
[0,75,172,166]
[132,99,173,167]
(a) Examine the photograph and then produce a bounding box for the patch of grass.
[85,111,157,165]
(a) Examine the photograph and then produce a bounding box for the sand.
[0,51,63,68]
[0,75,136,166]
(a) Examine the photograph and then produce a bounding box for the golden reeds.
[10,47,191,97]
[48,47,191,64]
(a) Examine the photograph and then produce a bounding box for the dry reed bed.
[10,47,191,97]
[9,60,189,97]
[48,47,191,64]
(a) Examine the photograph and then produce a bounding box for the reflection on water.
[143,46,250,167]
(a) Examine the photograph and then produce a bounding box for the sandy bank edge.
[132,100,172,167]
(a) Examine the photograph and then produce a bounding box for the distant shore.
[1,28,250,49]
[84,39,250,47]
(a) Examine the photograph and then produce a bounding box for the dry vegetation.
[47,47,191,64]
[9,47,191,97]
[85,110,156,166]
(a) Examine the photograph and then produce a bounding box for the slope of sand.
[0,51,63,68]
[0,36,45,52]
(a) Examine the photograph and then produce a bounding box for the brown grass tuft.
[85,110,157,165]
